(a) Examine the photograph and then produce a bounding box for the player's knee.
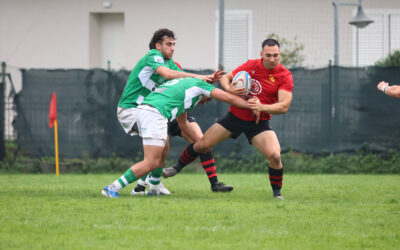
[144,158,161,171]
[267,152,282,168]
[194,141,211,154]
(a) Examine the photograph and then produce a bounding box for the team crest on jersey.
[153,55,164,64]
[250,79,262,95]
[263,74,276,85]
[269,75,275,83]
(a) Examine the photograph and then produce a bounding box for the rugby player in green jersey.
[116,29,224,196]
[102,77,256,197]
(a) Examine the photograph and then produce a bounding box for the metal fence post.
[0,62,6,160]
[328,60,333,150]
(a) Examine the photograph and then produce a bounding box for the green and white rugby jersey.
[118,49,182,109]
[142,77,216,121]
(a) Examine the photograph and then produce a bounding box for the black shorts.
[217,112,273,144]
[168,113,196,137]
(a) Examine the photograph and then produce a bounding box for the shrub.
[375,50,400,67]
[1,141,399,174]
[267,33,305,68]
[214,148,400,174]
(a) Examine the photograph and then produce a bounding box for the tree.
[267,33,305,68]
[375,50,400,67]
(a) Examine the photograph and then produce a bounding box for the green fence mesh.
[14,66,400,159]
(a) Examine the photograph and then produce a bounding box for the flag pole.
[49,92,59,176]
[54,120,59,176]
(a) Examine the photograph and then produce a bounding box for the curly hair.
[149,29,176,50]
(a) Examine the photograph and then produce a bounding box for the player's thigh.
[195,123,232,152]
[251,130,281,159]
[132,145,165,176]
[182,122,203,142]
[143,145,165,167]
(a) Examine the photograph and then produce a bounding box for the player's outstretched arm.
[156,66,215,82]
[377,81,400,98]
[248,90,292,114]
[210,88,250,109]
[219,72,248,96]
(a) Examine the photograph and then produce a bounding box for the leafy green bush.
[1,141,399,174]
[267,33,305,68]
[214,147,400,174]
[375,50,400,66]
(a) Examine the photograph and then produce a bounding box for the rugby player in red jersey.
[163,38,293,199]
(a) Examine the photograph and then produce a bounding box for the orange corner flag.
[49,92,57,128]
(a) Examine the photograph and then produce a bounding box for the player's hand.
[227,80,248,96]
[198,70,224,83]
[198,74,213,82]
[251,110,261,124]
[377,81,389,91]
[247,96,263,112]
[248,97,263,112]
[206,70,224,83]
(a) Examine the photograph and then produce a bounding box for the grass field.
[0,174,399,249]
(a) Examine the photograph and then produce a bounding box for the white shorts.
[136,105,168,147]
[117,107,139,136]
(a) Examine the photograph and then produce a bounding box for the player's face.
[156,36,176,60]
[260,45,280,70]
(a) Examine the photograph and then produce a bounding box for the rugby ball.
[232,71,251,93]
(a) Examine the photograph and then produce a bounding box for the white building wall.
[0,0,218,79]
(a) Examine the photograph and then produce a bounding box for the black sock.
[200,151,218,185]
[174,143,199,172]
[269,167,283,191]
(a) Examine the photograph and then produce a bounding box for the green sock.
[140,174,148,182]
[149,167,163,185]
[117,168,139,188]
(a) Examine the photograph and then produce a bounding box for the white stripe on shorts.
[142,138,166,147]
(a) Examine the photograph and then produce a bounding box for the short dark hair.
[262,38,280,49]
[149,28,176,50]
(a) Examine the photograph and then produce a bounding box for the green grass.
[0,174,399,249]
